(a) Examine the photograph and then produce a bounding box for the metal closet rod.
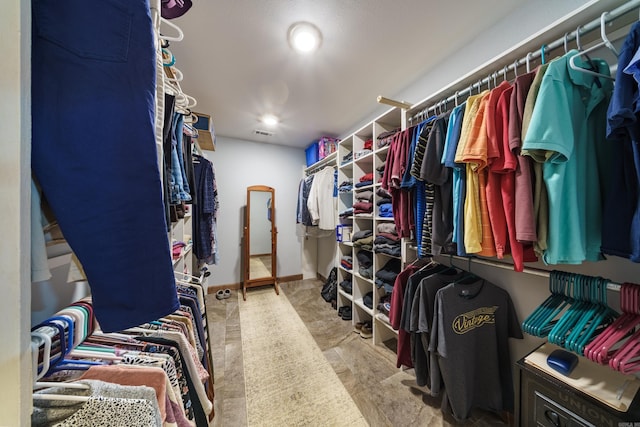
[436,254,622,292]
[413,0,640,118]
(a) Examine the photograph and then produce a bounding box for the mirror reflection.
[249,190,273,280]
[243,185,279,301]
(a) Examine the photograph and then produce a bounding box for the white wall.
[0,1,31,424]
[203,136,305,286]
[344,0,620,136]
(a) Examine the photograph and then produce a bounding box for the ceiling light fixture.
[288,21,322,54]
[261,114,279,127]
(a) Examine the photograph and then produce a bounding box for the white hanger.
[599,11,619,56]
[165,67,184,82]
[174,271,203,284]
[159,17,184,42]
[32,332,91,403]
[568,16,616,81]
[31,332,51,382]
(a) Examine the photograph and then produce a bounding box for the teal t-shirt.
[522,50,612,264]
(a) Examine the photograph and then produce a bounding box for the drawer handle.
[544,410,561,426]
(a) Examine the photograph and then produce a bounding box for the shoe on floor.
[353,322,364,333]
[216,289,232,300]
[360,322,372,339]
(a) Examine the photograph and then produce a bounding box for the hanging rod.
[436,254,622,292]
[411,0,640,120]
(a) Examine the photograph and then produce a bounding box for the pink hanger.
[608,284,640,372]
[583,283,640,365]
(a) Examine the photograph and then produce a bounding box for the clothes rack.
[410,0,640,120]
[436,254,622,292]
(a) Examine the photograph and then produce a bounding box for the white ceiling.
[168,0,531,149]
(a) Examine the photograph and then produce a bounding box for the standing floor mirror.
[242,185,279,300]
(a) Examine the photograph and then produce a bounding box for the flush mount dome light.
[288,22,322,53]
[261,114,279,127]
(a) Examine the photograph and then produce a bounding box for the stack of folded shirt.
[375,258,401,294]
[376,164,385,183]
[339,207,354,218]
[354,149,372,159]
[373,233,401,257]
[353,201,373,215]
[339,278,352,294]
[355,189,373,203]
[356,250,373,278]
[352,229,373,251]
[340,255,352,270]
[341,152,353,165]
[377,222,397,236]
[377,129,398,149]
[376,187,392,203]
[338,179,353,193]
[355,173,374,188]
[363,291,373,309]
[378,203,393,218]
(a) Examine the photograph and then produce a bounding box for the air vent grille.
[253,129,274,137]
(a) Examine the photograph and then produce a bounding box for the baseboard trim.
[206,274,303,294]
[279,274,303,283]
[317,273,327,283]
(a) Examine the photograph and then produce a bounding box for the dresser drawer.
[534,392,593,427]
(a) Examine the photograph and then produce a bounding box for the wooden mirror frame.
[242,185,279,301]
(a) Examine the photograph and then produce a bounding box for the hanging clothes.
[521,63,551,257]
[409,120,434,257]
[522,50,613,264]
[484,81,513,260]
[418,114,454,256]
[604,21,640,262]
[31,0,179,332]
[382,129,414,237]
[429,278,522,421]
[296,174,315,226]
[192,154,219,264]
[307,166,337,230]
[442,102,467,257]
[506,70,540,271]
[456,90,497,257]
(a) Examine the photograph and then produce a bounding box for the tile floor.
[205,279,511,426]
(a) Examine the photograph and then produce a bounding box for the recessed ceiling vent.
[254,129,274,137]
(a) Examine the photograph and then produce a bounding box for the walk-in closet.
[5,0,640,426]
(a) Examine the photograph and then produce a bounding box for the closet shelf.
[354,299,374,316]
[374,216,394,221]
[172,243,193,265]
[374,313,397,334]
[375,145,390,155]
[305,150,337,174]
[338,289,353,301]
[352,272,374,284]
[375,252,401,260]
[338,266,353,274]
[340,241,354,247]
